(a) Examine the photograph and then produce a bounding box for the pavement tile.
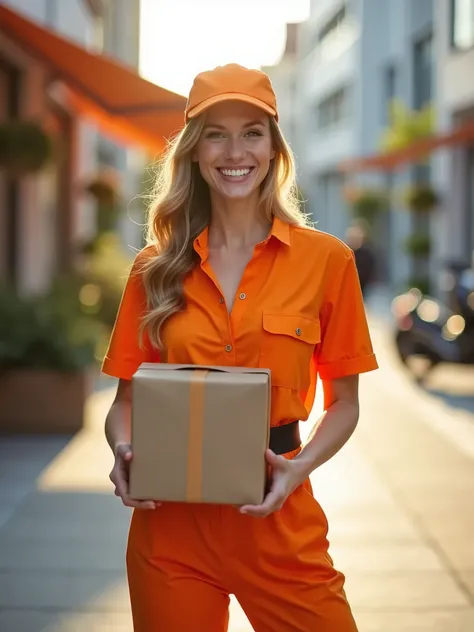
[435,542,474,572]
[354,608,474,632]
[459,572,474,598]
[0,570,128,610]
[344,571,470,610]
[0,509,130,543]
[323,503,422,545]
[0,539,127,572]
[0,610,131,632]
[330,543,444,572]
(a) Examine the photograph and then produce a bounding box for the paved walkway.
[1,312,474,631]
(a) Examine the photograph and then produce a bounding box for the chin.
[217,183,260,200]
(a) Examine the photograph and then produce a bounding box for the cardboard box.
[129,363,271,505]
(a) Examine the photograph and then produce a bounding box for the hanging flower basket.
[0,120,53,174]
[403,233,431,257]
[345,187,389,224]
[404,184,439,213]
[84,169,120,207]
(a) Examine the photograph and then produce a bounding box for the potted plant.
[84,168,120,207]
[345,187,389,225]
[404,184,439,213]
[0,120,53,175]
[403,233,432,258]
[0,284,104,434]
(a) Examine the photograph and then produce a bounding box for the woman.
[103,64,378,632]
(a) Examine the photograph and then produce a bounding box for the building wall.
[101,0,146,252]
[1,0,144,295]
[296,0,359,240]
[434,0,474,270]
[296,0,436,288]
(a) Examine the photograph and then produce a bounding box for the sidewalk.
[0,311,473,631]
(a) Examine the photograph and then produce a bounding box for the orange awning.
[0,5,187,153]
[339,121,474,173]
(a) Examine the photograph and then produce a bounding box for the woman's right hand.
[109,443,159,510]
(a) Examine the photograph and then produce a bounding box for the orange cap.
[185,64,278,122]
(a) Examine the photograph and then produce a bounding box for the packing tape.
[187,369,209,502]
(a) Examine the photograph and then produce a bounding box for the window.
[318,87,349,130]
[318,5,347,45]
[451,0,474,50]
[383,64,397,123]
[414,34,433,109]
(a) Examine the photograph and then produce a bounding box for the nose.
[224,136,245,161]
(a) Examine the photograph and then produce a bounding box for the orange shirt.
[102,218,378,426]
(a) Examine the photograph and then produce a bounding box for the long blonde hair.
[139,115,310,350]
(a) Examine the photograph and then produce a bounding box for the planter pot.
[0,368,93,434]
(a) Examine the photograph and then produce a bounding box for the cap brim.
[186,93,277,121]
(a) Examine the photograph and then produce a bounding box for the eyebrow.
[203,120,266,130]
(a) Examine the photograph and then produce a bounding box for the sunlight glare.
[139,0,310,95]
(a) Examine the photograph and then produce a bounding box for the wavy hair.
[139,116,310,350]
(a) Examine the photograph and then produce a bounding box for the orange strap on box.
[187,369,209,502]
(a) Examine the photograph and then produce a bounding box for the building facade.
[262,24,300,157]
[0,0,144,295]
[295,0,440,289]
[434,0,474,269]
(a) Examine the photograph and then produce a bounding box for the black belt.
[269,421,301,455]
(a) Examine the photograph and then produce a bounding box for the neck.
[208,192,270,249]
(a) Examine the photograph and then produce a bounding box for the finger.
[265,449,286,469]
[240,490,285,517]
[116,443,133,461]
[114,475,129,501]
[122,496,160,510]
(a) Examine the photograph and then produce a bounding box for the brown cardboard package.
[129,363,271,505]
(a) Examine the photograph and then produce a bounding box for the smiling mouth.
[217,167,255,179]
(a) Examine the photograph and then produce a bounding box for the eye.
[245,129,263,137]
[205,131,225,139]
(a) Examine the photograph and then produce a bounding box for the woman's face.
[193,101,275,201]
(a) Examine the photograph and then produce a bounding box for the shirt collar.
[269,216,291,246]
[193,216,291,254]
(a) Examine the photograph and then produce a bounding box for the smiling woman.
[193,104,276,200]
[102,61,378,632]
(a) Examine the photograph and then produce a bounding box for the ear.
[191,150,199,163]
[270,147,276,160]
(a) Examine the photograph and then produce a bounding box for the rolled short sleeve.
[101,250,158,380]
[317,249,378,380]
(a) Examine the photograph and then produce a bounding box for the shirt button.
[295,328,302,336]
[219,297,225,304]
[225,344,233,352]
[239,292,246,300]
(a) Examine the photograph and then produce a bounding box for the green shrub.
[403,233,431,257]
[0,286,101,372]
[0,120,53,173]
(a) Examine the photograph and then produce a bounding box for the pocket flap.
[262,313,321,344]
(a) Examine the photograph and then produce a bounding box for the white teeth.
[220,168,251,177]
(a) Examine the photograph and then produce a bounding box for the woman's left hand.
[239,449,306,518]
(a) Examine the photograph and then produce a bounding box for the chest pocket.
[259,313,321,390]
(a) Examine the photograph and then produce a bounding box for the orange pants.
[126,463,358,632]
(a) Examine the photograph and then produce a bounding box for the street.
[1,313,474,632]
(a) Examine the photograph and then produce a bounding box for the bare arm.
[240,374,360,516]
[293,374,360,480]
[105,379,132,456]
[106,379,157,509]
